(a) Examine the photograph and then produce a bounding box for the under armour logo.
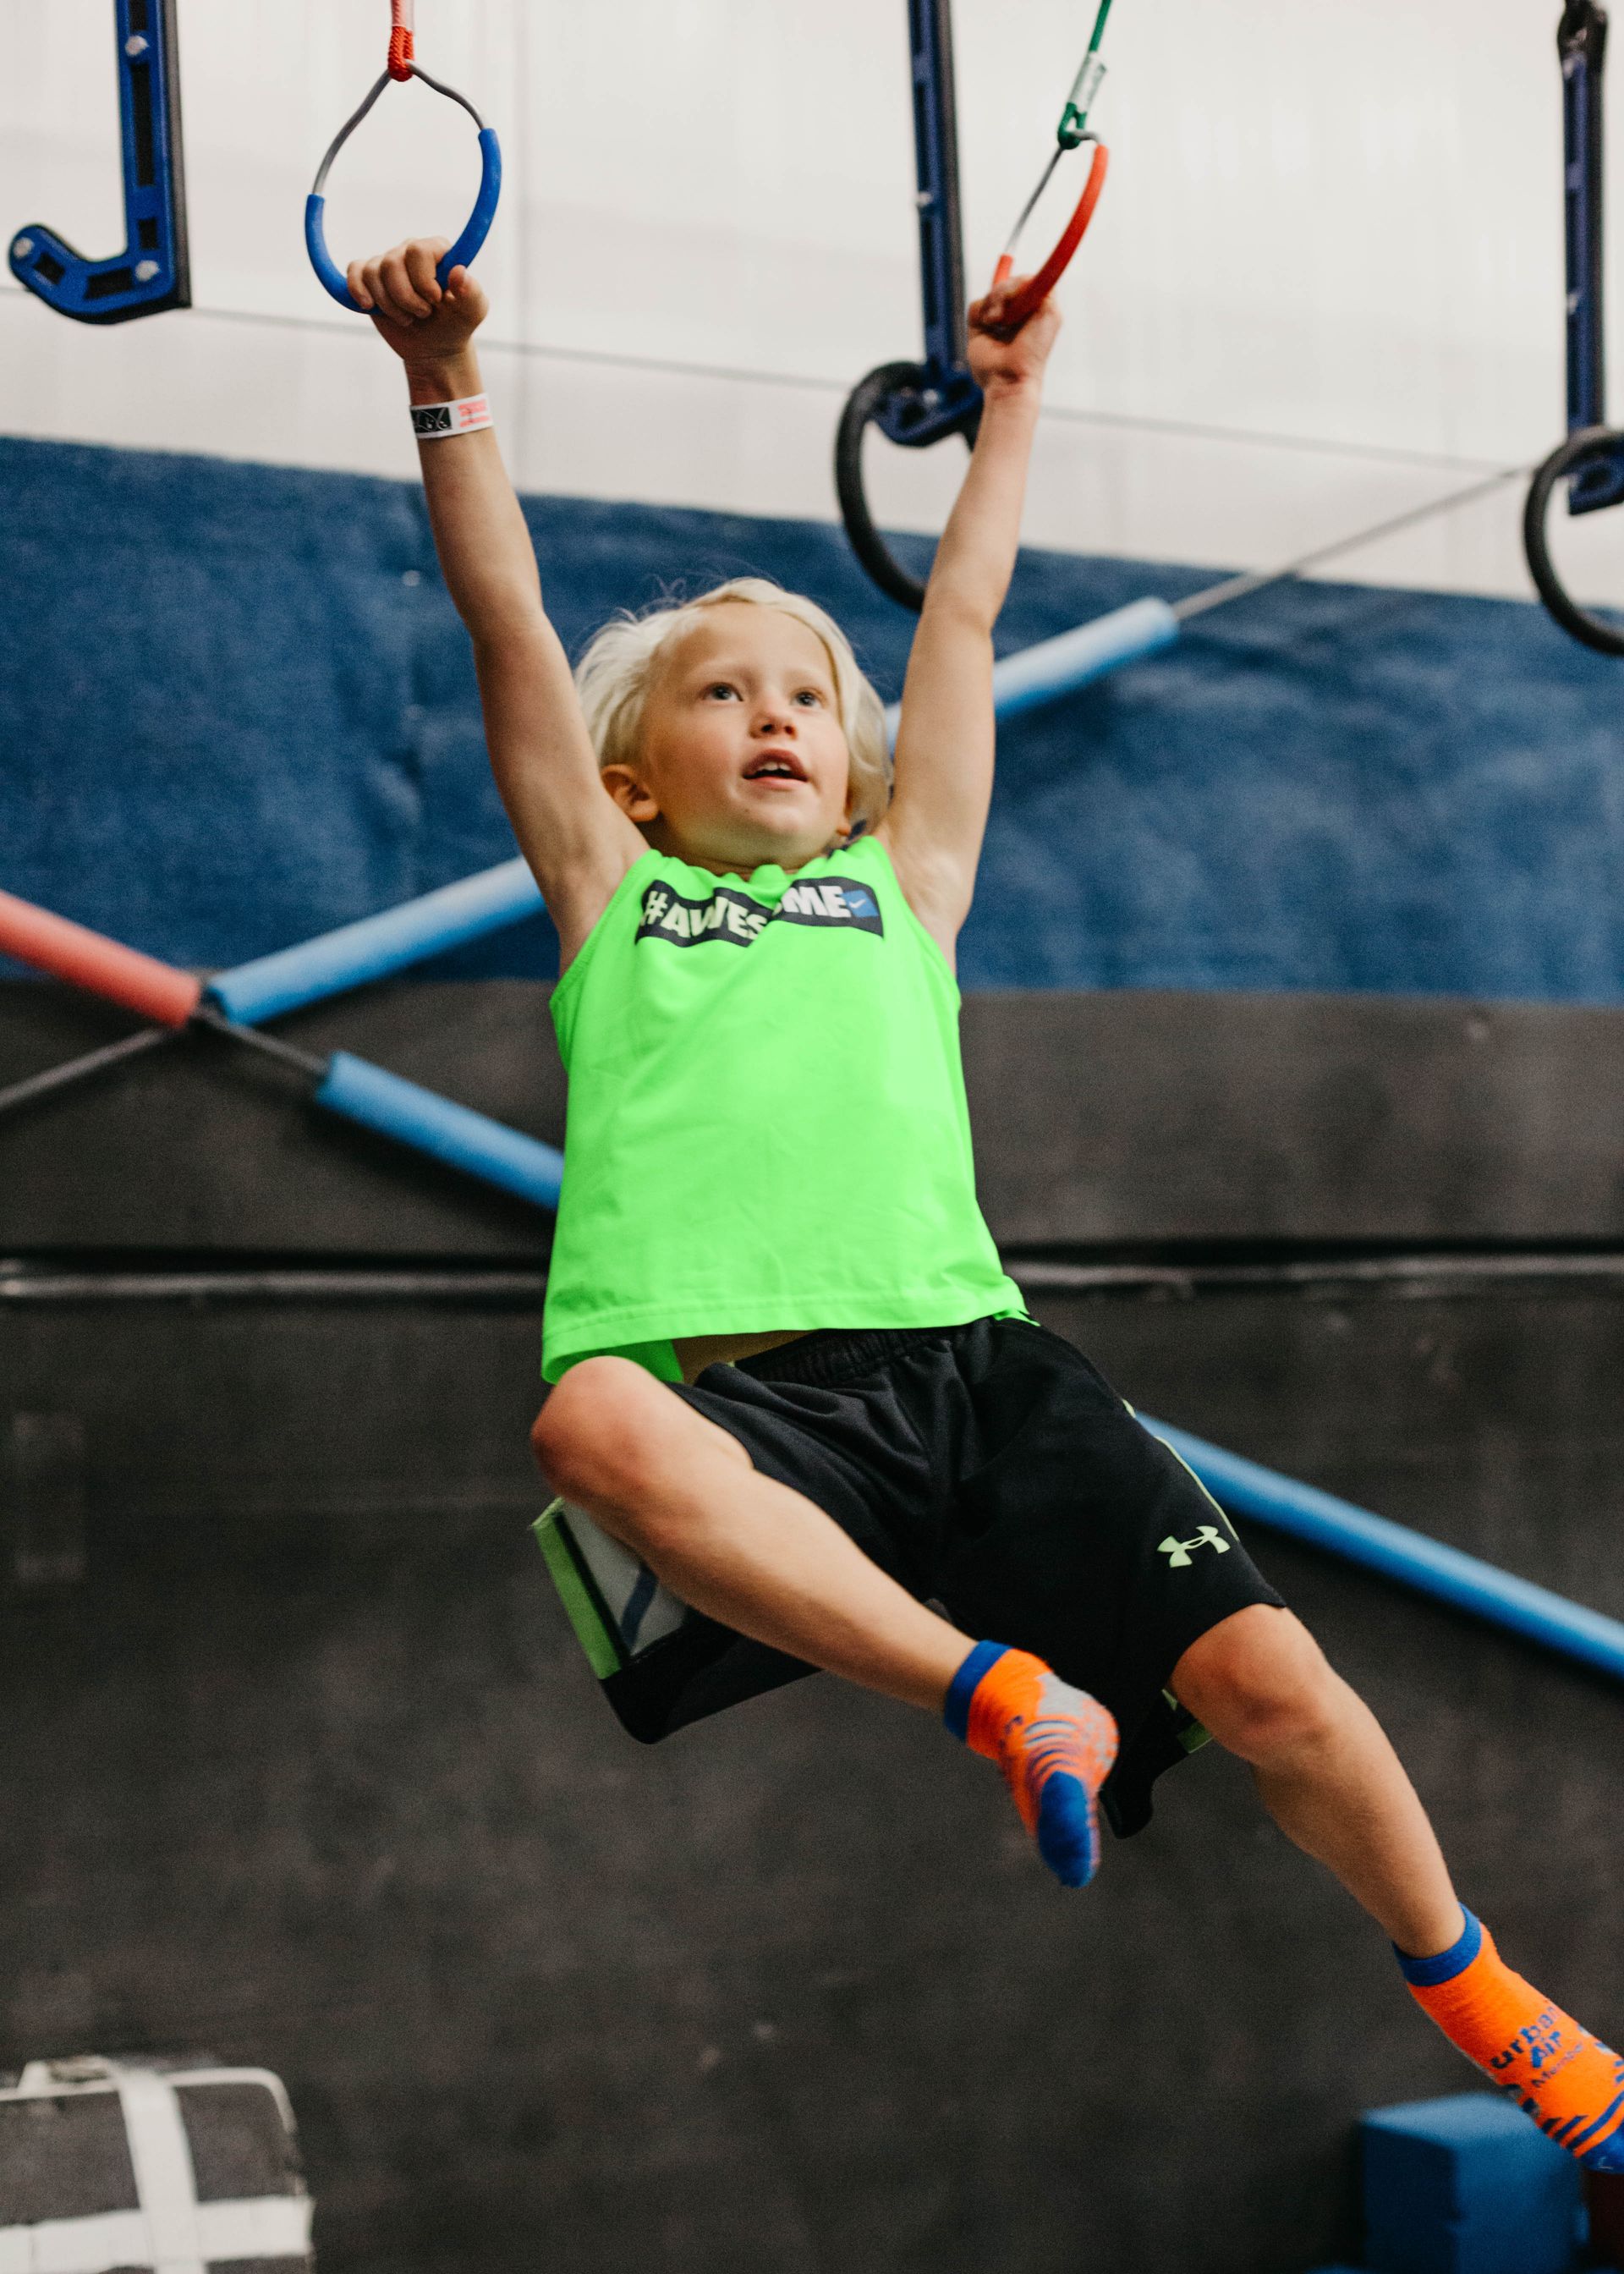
[1158,1525,1232,1569]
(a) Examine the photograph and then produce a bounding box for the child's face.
[608,604,854,874]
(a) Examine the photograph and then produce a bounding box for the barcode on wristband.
[411,394,491,440]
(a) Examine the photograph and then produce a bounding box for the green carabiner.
[1058,0,1116,148]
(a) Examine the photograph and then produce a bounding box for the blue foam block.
[1361,2092,1583,2274]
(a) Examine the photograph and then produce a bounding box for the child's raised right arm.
[353,237,645,965]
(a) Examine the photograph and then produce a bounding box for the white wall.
[2,0,1621,603]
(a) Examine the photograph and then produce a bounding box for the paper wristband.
[410,393,491,440]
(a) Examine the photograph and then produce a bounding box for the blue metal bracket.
[8,0,189,326]
[1526,3,1624,651]
[834,0,982,609]
[887,0,982,445]
[1559,3,1624,511]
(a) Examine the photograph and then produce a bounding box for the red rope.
[387,0,415,80]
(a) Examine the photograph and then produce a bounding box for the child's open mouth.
[744,754,807,783]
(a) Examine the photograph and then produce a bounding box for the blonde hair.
[573,577,892,833]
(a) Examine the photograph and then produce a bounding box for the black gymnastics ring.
[835,360,981,613]
[1522,426,1624,659]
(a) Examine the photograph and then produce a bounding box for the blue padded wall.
[3,433,1621,998]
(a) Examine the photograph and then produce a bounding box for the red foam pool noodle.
[0,889,201,1027]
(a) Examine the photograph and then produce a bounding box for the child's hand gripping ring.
[304,7,501,311]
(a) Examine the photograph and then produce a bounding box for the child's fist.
[348,237,488,360]
[965,281,1062,398]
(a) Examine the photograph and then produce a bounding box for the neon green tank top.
[541,834,1026,1381]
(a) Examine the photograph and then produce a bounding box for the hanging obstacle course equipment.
[842,2,1613,667]
[837,0,1117,612]
[987,2,1114,336]
[305,0,502,311]
[1522,2,1624,658]
[0,887,562,1210]
[8,0,189,324]
[835,0,982,612]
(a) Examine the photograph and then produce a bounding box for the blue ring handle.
[305,125,502,312]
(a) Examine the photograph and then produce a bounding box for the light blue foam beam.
[315,1051,562,1210]
[883,595,1180,739]
[988,596,1182,722]
[207,858,543,1026]
[876,464,1520,738]
[1145,1417,1624,1686]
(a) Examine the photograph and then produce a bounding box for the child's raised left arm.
[876,292,1062,964]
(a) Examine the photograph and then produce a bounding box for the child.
[352,232,1622,2172]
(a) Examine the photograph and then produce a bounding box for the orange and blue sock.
[1398,1909,1624,2171]
[945,1642,1120,1889]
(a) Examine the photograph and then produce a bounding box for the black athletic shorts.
[607,1315,1287,1839]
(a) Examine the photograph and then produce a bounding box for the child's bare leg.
[532,1355,1119,1887]
[1170,1603,1462,1954]
[1171,1603,1624,2168]
[533,1356,967,1710]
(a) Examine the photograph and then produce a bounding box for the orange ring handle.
[0,888,202,1026]
[991,140,1110,331]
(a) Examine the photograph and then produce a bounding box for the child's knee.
[1171,1604,1341,1760]
[530,1356,665,1501]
